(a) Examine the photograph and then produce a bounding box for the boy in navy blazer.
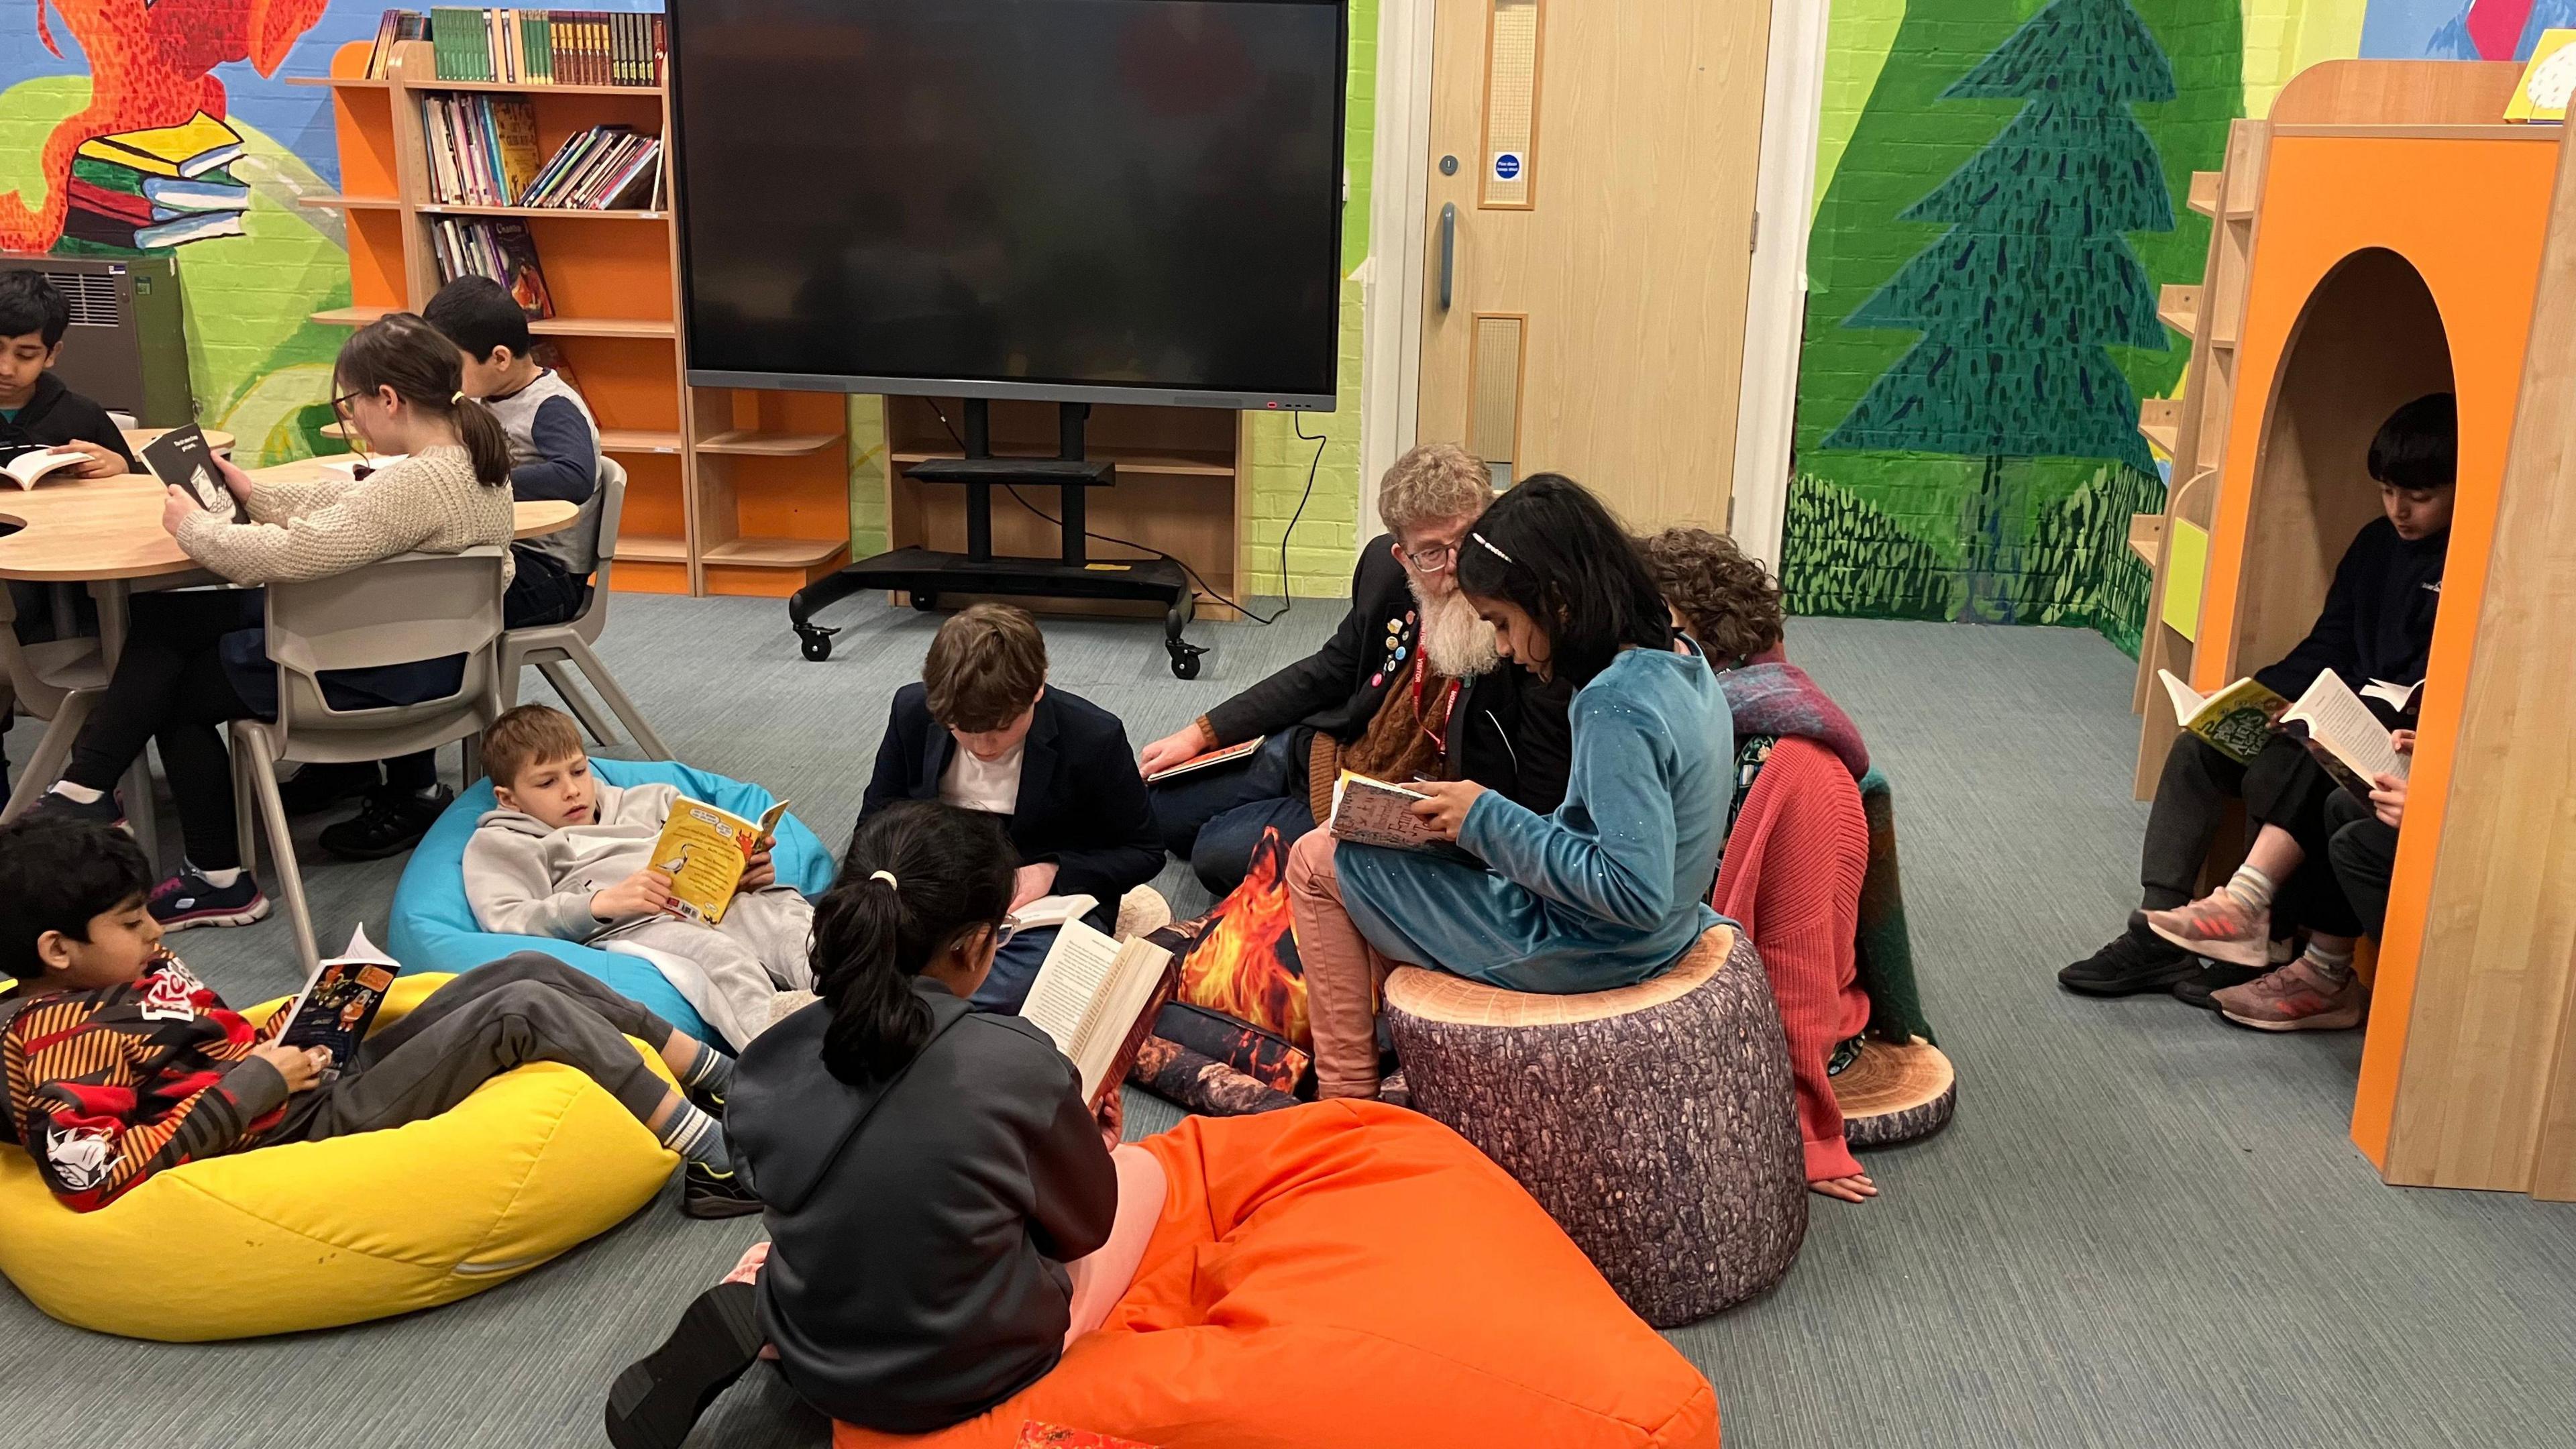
[858,604,1162,1011]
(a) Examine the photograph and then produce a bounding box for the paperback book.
[648,796,791,925]
[272,927,402,1079]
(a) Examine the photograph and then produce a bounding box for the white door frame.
[1358,0,1830,568]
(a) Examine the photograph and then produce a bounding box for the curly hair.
[1377,442,1493,534]
[1640,527,1783,663]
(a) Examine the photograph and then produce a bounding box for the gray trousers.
[276,954,673,1142]
[609,888,814,1051]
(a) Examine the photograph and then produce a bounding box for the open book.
[1020,918,1174,1110]
[1144,735,1265,783]
[2157,669,2289,765]
[2279,672,2409,801]
[139,423,246,523]
[273,926,400,1079]
[649,796,790,926]
[1008,893,1098,934]
[1327,770,1479,864]
[0,443,83,490]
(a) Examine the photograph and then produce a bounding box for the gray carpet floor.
[4,598,2571,1448]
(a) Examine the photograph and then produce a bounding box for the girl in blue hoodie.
[604,802,1165,1448]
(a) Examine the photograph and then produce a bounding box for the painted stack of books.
[61,113,251,252]
[429,217,555,320]
[394,7,667,86]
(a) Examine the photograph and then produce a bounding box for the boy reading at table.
[0,816,756,1218]
[463,704,814,1050]
[284,276,608,860]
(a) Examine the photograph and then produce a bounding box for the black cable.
[918,398,1330,627]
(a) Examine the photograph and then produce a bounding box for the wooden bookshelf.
[306,35,851,597]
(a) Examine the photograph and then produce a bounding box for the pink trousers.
[723,1142,1168,1351]
[1285,828,1400,1099]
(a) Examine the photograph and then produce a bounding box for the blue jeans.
[1145,731,1316,895]
[971,926,1059,1013]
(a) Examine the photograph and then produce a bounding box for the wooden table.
[121,427,236,460]
[0,463,576,869]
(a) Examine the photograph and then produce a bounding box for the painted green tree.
[1819,0,2178,621]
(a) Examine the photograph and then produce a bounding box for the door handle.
[1439,203,1456,312]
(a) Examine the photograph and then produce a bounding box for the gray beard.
[1409,576,1502,679]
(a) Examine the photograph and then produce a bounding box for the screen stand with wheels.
[786,399,1207,678]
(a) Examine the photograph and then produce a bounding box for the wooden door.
[1417,0,1772,527]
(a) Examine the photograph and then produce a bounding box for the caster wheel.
[910,591,940,612]
[1167,643,1203,680]
[799,631,833,662]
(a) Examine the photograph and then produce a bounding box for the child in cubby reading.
[0,816,752,1217]
[2060,393,2455,1028]
[24,313,518,927]
[463,704,814,1051]
[282,275,608,860]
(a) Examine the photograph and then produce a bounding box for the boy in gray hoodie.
[462,706,812,1049]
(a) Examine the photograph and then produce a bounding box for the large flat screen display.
[670,0,1346,410]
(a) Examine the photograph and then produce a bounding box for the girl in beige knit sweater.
[29,314,515,928]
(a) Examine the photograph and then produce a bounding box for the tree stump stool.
[1383,924,1806,1326]
[1837,1036,1956,1148]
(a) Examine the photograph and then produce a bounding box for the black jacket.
[2254,517,2447,725]
[1201,534,1575,814]
[0,372,136,468]
[730,985,1118,1432]
[861,682,1164,905]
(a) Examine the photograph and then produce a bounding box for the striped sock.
[2303,940,2355,987]
[2222,863,2275,915]
[670,1038,735,1098]
[657,1104,732,1173]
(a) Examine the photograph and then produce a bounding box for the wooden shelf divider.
[696,429,847,457]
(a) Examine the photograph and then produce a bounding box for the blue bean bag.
[389,759,837,1045]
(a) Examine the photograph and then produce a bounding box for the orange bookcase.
[293,36,848,598]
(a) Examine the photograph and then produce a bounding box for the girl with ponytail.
[26,313,517,924]
[609,800,1170,1448]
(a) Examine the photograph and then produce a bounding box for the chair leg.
[565,642,672,760]
[1,694,91,825]
[538,661,621,747]
[498,653,523,712]
[247,741,319,974]
[227,724,257,877]
[462,733,483,786]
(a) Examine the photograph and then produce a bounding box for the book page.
[1007,894,1099,934]
[1020,918,1122,1066]
[2157,669,2206,724]
[2284,672,2406,784]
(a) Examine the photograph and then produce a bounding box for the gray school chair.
[0,586,108,826]
[231,547,509,971]
[497,457,669,759]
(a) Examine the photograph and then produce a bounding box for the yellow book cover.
[648,796,791,925]
[2157,669,2290,765]
[489,98,545,206]
[2506,30,2576,122]
[76,113,244,179]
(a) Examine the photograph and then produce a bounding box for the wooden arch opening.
[2229,248,2454,677]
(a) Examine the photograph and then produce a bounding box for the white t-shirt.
[939,741,1024,816]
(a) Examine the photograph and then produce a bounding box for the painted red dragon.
[3,0,331,251]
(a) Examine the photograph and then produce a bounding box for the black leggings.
[64,591,262,869]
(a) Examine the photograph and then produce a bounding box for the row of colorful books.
[411,7,667,86]
[429,216,556,319]
[60,113,250,252]
[421,95,662,210]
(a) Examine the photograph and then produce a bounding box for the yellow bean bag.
[0,973,679,1341]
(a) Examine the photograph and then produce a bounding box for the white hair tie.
[869,869,898,891]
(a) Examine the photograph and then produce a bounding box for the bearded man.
[1138,443,1573,894]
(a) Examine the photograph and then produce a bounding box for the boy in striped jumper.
[0,817,755,1217]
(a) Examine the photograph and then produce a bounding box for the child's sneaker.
[25,788,125,831]
[2058,912,2197,996]
[319,784,453,861]
[2212,957,2365,1031]
[604,1280,764,1449]
[680,1161,762,1220]
[148,869,271,931]
[2144,892,2271,967]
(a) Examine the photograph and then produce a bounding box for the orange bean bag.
[835,1102,1719,1449]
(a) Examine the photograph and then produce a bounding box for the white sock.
[2303,941,2355,986]
[193,865,244,889]
[2222,863,2275,915]
[48,781,105,805]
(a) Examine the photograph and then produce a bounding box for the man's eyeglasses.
[1399,541,1458,574]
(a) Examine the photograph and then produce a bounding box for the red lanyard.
[1412,663,1462,758]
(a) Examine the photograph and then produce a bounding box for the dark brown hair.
[482,704,586,789]
[922,604,1048,733]
[333,311,511,486]
[1640,527,1784,664]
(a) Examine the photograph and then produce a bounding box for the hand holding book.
[1405,779,1485,841]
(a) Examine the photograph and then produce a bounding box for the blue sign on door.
[1493,151,1523,181]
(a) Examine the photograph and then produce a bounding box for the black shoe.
[2173,961,2269,1010]
[318,784,453,861]
[25,788,125,831]
[680,1161,762,1220]
[278,761,381,817]
[2058,913,2197,996]
[148,866,272,931]
[604,1281,764,1449]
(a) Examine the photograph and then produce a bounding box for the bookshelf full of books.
[294,19,850,599]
